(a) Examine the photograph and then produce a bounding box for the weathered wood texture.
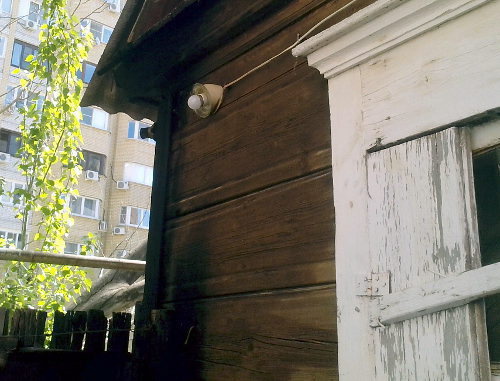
[150,0,352,379]
[367,128,489,380]
[158,287,337,381]
[162,171,334,301]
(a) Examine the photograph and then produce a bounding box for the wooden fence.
[0,308,133,353]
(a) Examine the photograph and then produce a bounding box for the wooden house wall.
[151,1,373,379]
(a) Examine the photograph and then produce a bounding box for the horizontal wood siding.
[163,171,334,300]
[160,286,337,381]
[151,0,376,379]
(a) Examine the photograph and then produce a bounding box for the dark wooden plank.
[107,312,132,353]
[23,309,37,347]
[9,310,21,336]
[159,286,338,380]
[34,311,47,348]
[70,311,87,351]
[84,309,107,352]
[169,64,331,216]
[0,308,9,336]
[161,171,334,301]
[50,311,70,350]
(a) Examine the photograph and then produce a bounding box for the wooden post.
[107,312,132,352]
[70,311,87,350]
[84,309,107,352]
[23,309,37,347]
[34,310,47,348]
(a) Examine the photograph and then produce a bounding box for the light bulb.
[187,94,204,110]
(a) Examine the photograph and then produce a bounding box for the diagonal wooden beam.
[377,262,500,325]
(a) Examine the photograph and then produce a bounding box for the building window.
[123,162,153,186]
[0,36,6,57]
[80,107,108,130]
[120,206,150,229]
[0,129,21,156]
[0,180,25,205]
[5,86,43,112]
[0,230,21,249]
[0,0,11,14]
[11,40,37,70]
[127,120,155,144]
[27,1,45,25]
[83,20,113,44]
[64,242,94,255]
[77,62,96,84]
[69,195,99,219]
[82,150,106,175]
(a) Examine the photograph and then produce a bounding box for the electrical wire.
[222,0,357,89]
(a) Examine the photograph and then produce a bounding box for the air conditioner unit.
[116,249,127,258]
[109,3,119,12]
[25,19,38,29]
[0,152,11,163]
[98,220,107,232]
[116,181,128,190]
[113,226,125,235]
[85,170,99,181]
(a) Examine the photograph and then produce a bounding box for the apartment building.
[0,0,154,263]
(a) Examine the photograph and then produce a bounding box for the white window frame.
[0,179,25,205]
[64,242,95,255]
[69,195,100,219]
[0,229,21,248]
[123,162,153,186]
[0,0,12,15]
[83,19,113,44]
[119,206,150,229]
[127,120,155,144]
[0,35,6,58]
[27,0,45,25]
[80,106,109,131]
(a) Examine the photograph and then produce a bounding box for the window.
[64,242,94,255]
[0,36,6,57]
[84,20,113,44]
[82,150,106,175]
[0,0,11,14]
[120,206,150,229]
[0,230,21,249]
[27,1,45,25]
[80,107,108,130]
[123,163,153,186]
[0,129,21,156]
[0,180,25,205]
[127,120,155,144]
[69,195,99,219]
[77,62,96,84]
[11,40,37,70]
[5,86,43,112]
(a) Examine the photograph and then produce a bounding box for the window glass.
[81,107,92,125]
[129,207,138,226]
[83,62,96,84]
[127,122,135,138]
[120,206,127,224]
[123,162,154,186]
[1,0,12,14]
[28,1,40,22]
[69,196,82,215]
[0,129,21,156]
[0,230,20,248]
[83,198,96,217]
[120,206,150,229]
[82,150,105,174]
[0,36,6,57]
[11,41,37,70]
[64,242,78,255]
[92,108,108,130]
[102,27,112,43]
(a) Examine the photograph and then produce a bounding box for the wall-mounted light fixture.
[187,83,224,118]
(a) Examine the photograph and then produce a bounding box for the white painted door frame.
[293,0,500,379]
